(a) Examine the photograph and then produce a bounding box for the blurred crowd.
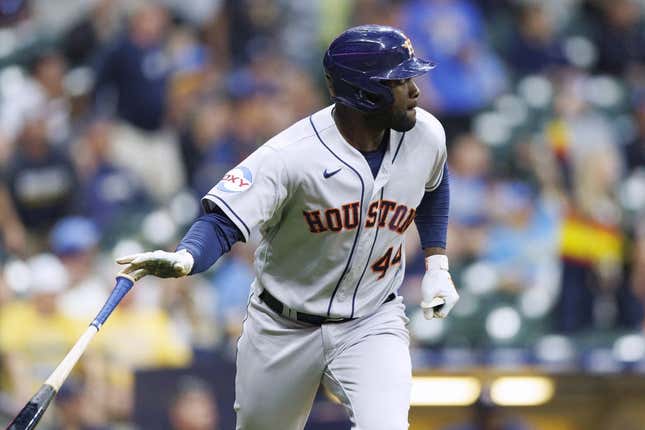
[0,0,644,428]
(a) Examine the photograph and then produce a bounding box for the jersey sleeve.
[424,116,448,192]
[201,145,289,242]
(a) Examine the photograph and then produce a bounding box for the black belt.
[259,289,396,325]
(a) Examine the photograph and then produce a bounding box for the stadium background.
[0,0,644,429]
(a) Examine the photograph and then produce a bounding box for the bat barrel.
[6,385,56,430]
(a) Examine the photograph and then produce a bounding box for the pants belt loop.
[282,305,296,321]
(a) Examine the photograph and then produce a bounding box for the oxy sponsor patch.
[216,166,253,193]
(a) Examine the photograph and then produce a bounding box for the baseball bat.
[5,274,135,430]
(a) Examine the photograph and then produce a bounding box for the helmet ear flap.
[357,88,383,108]
[324,73,337,98]
[323,41,396,112]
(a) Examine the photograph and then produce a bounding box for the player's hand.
[116,249,194,281]
[420,255,459,319]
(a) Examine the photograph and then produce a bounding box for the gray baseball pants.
[234,292,412,430]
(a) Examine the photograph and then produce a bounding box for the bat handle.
[90,274,134,330]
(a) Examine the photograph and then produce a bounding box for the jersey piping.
[391,132,406,163]
[309,114,365,317]
[205,193,251,238]
[349,188,385,318]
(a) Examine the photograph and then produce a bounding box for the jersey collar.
[310,105,403,198]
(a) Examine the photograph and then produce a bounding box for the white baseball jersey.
[202,105,446,319]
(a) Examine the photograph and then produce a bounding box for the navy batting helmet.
[323,25,435,113]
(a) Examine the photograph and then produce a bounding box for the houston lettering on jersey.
[303,200,415,234]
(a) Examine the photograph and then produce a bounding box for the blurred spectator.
[26,50,72,144]
[629,225,645,314]
[401,0,508,139]
[180,98,237,197]
[351,0,403,29]
[62,0,125,67]
[545,71,617,188]
[280,0,323,70]
[166,66,219,130]
[95,285,192,420]
[225,74,281,156]
[166,25,210,75]
[53,378,110,430]
[219,0,285,67]
[266,60,325,123]
[536,71,642,332]
[0,268,13,307]
[483,181,559,293]
[94,2,185,201]
[588,0,645,76]
[29,0,93,38]
[0,50,71,146]
[0,254,80,404]
[210,244,255,348]
[554,145,636,331]
[162,0,223,27]
[446,133,491,264]
[0,68,40,148]
[168,376,220,430]
[158,275,220,350]
[624,96,645,172]
[94,2,171,132]
[72,119,150,234]
[506,4,567,77]
[0,183,27,257]
[4,114,79,244]
[0,0,28,27]
[404,0,486,63]
[49,216,111,321]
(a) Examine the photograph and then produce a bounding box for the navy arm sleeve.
[176,206,244,274]
[415,164,450,249]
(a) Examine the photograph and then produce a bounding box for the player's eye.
[387,78,410,88]
[383,79,408,88]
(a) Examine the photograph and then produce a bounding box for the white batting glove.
[420,255,459,319]
[116,249,194,281]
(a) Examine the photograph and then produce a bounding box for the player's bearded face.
[383,78,420,132]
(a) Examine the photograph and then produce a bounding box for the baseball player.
[117,25,459,430]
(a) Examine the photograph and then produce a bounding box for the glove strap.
[425,254,449,271]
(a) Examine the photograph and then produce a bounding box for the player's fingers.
[130,268,148,281]
[120,264,138,275]
[429,297,445,309]
[421,297,436,320]
[124,255,162,271]
[434,292,459,318]
[422,306,435,320]
[120,259,152,274]
[116,253,145,264]
[421,297,444,310]
[173,262,190,276]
